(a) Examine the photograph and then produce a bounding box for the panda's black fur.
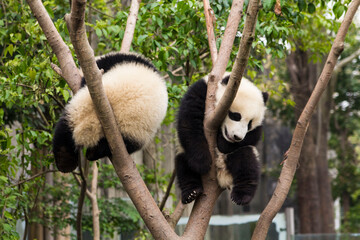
[176,74,268,205]
[53,52,168,173]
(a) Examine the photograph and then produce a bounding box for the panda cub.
[53,52,168,173]
[176,73,268,205]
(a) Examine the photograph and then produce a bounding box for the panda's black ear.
[221,75,230,85]
[262,92,269,104]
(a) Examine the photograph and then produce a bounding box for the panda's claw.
[181,187,203,204]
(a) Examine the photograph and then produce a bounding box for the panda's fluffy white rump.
[65,62,168,148]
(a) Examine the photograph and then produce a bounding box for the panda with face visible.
[175,73,268,205]
[53,52,168,173]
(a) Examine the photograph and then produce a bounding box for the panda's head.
[215,73,268,143]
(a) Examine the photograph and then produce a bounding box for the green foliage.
[0,0,69,238]
[81,198,141,238]
[1,0,358,237]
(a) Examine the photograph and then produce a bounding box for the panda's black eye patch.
[248,120,253,130]
[228,111,241,121]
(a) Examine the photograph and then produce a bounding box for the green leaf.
[0,176,8,183]
[4,211,13,220]
[333,3,346,19]
[297,0,306,11]
[5,44,14,56]
[137,34,147,44]
[61,89,70,102]
[307,3,316,14]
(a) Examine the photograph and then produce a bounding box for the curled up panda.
[176,73,268,205]
[53,52,168,173]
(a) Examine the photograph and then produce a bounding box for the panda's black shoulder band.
[95,52,158,74]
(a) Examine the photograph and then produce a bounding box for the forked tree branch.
[26,0,81,93]
[120,0,141,52]
[207,0,258,131]
[182,1,259,239]
[252,1,360,239]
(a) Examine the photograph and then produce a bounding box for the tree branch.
[90,163,100,240]
[334,47,360,72]
[76,156,88,240]
[120,0,141,52]
[252,1,360,239]
[203,0,218,63]
[166,201,186,229]
[26,0,81,93]
[159,169,176,211]
[213,0,245,77]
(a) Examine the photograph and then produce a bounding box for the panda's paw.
[231,193,254,206]
[181,187,203,204]
[230,186,256,205]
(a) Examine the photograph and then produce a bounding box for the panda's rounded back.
[65,53,168,148]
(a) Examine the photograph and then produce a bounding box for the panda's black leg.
[86,136,142,160]
[225,146,260,205]
[176,152,204,204]
[86,138,112,161]
[185,137,212,175]
[53,116,79,173]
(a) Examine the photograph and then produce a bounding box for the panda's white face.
[215,76,267,143]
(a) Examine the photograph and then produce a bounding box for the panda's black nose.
[234,135,242,141]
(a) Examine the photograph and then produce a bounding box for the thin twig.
[9,170,58,188]
[87,2,114,18]
[76,155,88,240]
[48,93,65,109]
[159,168,176,211]
[51,63,63,77]
[36,106,50,127]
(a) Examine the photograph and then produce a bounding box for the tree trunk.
[316,85,335,233]
[287,49,322,233]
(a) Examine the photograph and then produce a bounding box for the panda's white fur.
[214,73,266,143]
[215,146,260,189]
[65,62,168,148]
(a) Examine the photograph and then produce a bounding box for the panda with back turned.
[176,73,268,205]
[53,52,168,173]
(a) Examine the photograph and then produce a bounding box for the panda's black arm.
[177,80,212,175]
[217,126,262,154]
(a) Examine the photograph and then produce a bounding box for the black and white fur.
[176,73,268,205]
[53,52,168,173]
